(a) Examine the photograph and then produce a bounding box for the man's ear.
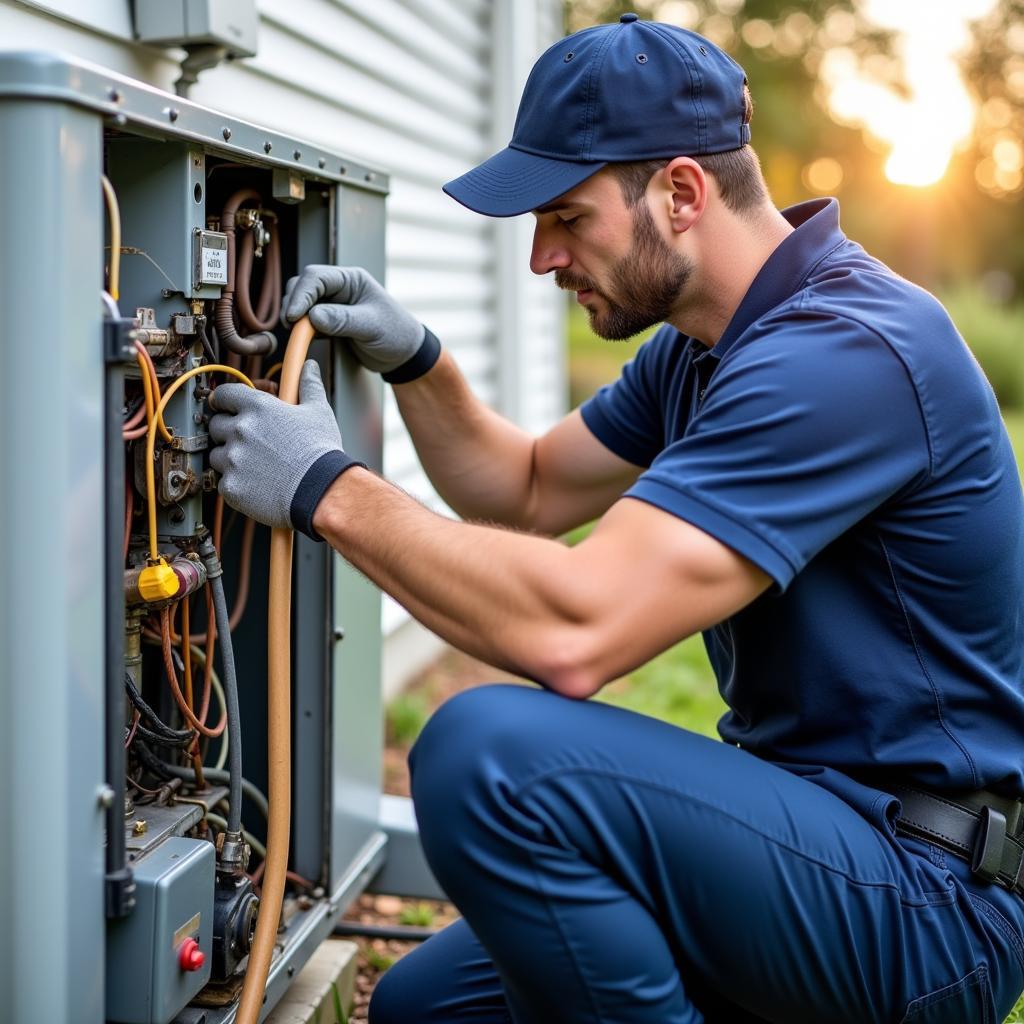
[657,157,707,234]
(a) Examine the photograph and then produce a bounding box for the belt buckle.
[971,805,1007,883]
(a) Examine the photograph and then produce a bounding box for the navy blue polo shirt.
[581,198,1024,797]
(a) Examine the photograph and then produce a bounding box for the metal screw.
[114,113,127,127]
[293,149,302,161]
[287,965,296,977]
[332,627,345,641]
[365,171,375,183]
[97,786,115,809]
[109,87,122,103]
[133,820,147,836]
[165,106,179,122]
[318,157,326,169]
[222,126,232,140]
[264,140,273,153]
[339,165,347,175]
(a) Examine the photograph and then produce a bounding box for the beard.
[555,202,694,340]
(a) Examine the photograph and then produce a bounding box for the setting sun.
[819,0,997,187]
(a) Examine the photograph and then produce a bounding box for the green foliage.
[597,635,724,738]
[398,902,437,927]
[386,691,430,746]
[939,285,1024,410]
[362,946,396,972]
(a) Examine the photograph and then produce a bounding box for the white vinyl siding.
[4,0,567,650]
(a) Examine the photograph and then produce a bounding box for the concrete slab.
[265,939,359,1024]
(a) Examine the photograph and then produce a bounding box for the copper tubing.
[215,188,276,356]
[182,599,206,789]
[123,474,134,562]
[160,607,227,738]
[235,219,281,333]
[123,342,160,441]
[236,316,315,1024]
[163,513,256,644]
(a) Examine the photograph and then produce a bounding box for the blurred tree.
[560,1,1023,293]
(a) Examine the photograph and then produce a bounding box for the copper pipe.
[182,598,206,789]
[215,189,276,356]
[160,607,227,737]
[123,473,134,562]
[235,221,281,333]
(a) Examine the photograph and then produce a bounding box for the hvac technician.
[208,14,1024,1024]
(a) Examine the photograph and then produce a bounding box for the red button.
[178,938,205,972]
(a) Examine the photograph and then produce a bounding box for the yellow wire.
[101,174,121,301]
[264,362,283,380]
[145,365,254,561]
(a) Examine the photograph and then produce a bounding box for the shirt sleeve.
[624,310,932,590]
[579,325,685,467]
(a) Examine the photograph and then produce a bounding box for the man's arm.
[313,467,771,698]
[279,265,641,535]
[392,350,642,535]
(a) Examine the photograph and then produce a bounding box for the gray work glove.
[208,360,364,540]
[281,265,441,383]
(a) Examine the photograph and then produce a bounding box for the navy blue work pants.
[369,685,1024,1023]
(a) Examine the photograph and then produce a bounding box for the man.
[209,15,1024,1024]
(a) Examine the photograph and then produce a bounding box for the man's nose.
[530,225,571,276]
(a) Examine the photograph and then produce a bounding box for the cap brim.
[443,146,606,218]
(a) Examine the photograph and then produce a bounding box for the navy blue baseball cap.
[443,13,750,218]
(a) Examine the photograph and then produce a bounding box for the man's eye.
[560,215,581,229]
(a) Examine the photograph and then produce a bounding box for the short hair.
[609,83,768,213]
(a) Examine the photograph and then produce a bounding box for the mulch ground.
[341,648,525,1022]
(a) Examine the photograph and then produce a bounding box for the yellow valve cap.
[138,559,179,602]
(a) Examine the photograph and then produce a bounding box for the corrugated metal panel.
[2,0,567,643]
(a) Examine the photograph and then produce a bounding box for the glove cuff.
[382,327,442,384]
[290,450,366,541]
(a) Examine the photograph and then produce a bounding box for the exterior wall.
[2,0,567,687]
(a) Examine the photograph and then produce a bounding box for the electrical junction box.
[106,838,215,1024]
[134,0,259,58]
[194,230,228,287]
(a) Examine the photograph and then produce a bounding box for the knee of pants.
[409,684,552,854]
[366,961,413,1024]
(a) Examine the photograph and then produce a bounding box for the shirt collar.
[699,197,845,361]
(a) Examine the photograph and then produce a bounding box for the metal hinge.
[104,316,138,364]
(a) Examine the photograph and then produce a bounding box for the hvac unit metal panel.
[106,838,216,1024]
[0,50,395,1024]
[0,88,106,1024]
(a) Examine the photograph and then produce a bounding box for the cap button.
[619,12,639,22]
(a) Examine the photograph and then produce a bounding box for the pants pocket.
[898,965,994,1024]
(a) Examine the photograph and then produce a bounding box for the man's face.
[531,171,693,340]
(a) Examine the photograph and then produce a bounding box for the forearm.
[312,469,768,698]
[392,350,541,528]
[313,468,605,694]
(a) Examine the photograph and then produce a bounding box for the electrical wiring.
[143,363,253,562]
[101,173,121,301]
[123,673,194,746]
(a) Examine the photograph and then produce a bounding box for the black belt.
[887,783,1024,896]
